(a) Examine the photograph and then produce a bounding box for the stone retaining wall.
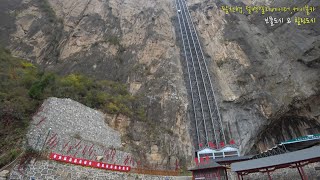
[26,98,132,166]
[9,160,191,180]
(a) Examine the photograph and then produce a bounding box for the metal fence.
[131,168,180,176]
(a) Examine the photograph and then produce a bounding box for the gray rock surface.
[27,97,121,149]
[1,0,193,168]
[9,160,192,180]
[27,97,130,165]
[7,98,190,179]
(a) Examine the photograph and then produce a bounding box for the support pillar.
[237,173,241,180]
[296,163,308,180]
[300,166,308,180]
[297,166,304,180]
[224,168,228,180]
[266,169,272,180]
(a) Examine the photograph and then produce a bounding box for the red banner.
[230,139,235,145]
[220,141,225,148]
[208,142,216,149]
[205,156,210,164]
[49,153,131,172]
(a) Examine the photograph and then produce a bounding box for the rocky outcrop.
[0,170,9,180]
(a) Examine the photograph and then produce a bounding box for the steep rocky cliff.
[0,0,193,168]
[186,0,320,154]
[0,0,319,170]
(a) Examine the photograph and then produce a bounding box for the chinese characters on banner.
[49,153,131,172]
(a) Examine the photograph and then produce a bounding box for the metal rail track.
[175,0,226,150]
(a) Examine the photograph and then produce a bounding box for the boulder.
[0,170,10,178]
[96,156,104,161]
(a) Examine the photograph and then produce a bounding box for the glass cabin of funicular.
[197,146,240,160]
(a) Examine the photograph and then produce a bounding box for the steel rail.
[174,0,200,149]
[181,0,226,144]
[176,0,210,146]
[177,0,219,146]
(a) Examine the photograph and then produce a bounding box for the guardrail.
[131,168,180,176]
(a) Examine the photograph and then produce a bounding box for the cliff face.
[0,0,193,168]
[187,0,320,154]
[0,0,319,167]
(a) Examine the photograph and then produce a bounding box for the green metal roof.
[280,134,320,145]
[231,146,320,173]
